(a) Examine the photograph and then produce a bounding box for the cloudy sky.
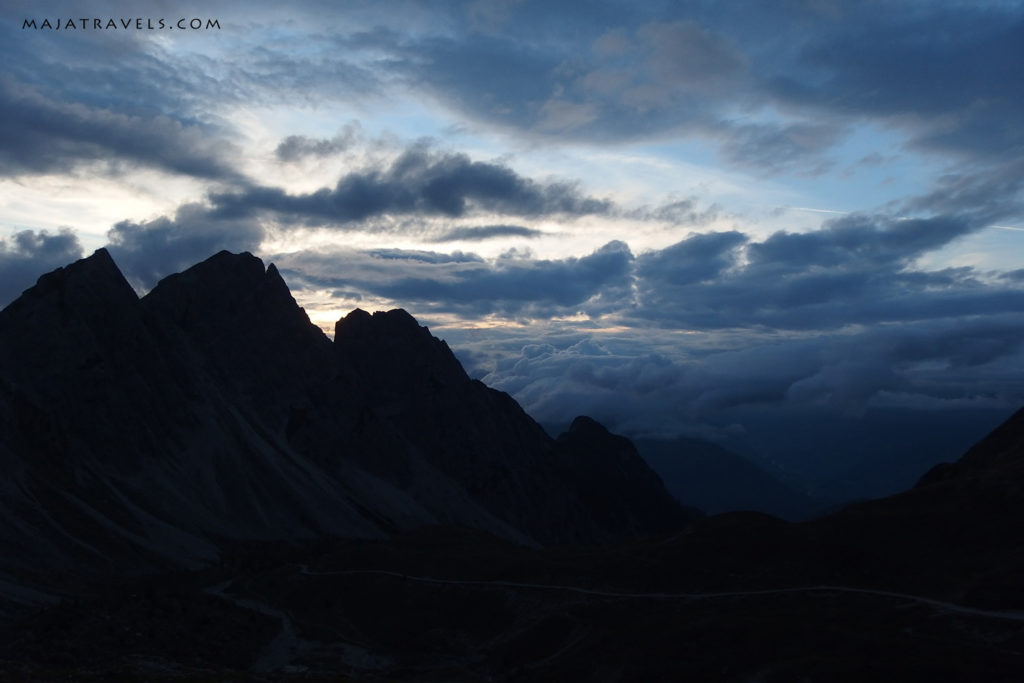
[2,1,1023,486]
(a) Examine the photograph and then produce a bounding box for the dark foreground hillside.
[3,406,1024,680]
[2,511,1023,682]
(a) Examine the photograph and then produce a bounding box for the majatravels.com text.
[23,18,221,31]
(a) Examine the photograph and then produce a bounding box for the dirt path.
[204,579,309,672]
[298,566,1024,622]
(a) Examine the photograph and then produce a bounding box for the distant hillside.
[721,408,1010,503]
[636,437,825,520]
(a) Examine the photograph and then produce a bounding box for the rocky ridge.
[0,249,688,600]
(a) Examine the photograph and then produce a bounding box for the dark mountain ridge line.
[0,248,690,595]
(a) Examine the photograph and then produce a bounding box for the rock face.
[0,249,688,589]
[556,417,696,535]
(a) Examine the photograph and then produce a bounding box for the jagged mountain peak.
[0,247,137,323]
[40,245,120,283]
[0,248,153,400]
[556,416,700,532]
[143,250,296,319]
[335,307,429,341]
[141,250,327,360]
[334,306,469,388]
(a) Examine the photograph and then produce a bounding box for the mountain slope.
[916,405,1024,486]
[557,418,698,534]
[636,436,823,520]
[5,403,1024,680]
[803,404,1024,607]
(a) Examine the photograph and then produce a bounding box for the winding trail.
[204,579,309,672]
[201,566,1024,672]
[298,566,1024,622]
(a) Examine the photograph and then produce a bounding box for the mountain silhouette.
[635,435,824,519]
[0,249,689,589]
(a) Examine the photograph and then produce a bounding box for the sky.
[2,1,1023,490]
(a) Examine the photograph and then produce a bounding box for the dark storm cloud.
[0,22,245,182]
[378,31,558,132]
[10,1,1021,189]
[770,7,1024,161]
[96,140,612,288]
[635,20,747,89]
[275,241,634,318]
[334,5,841,172]
[10,1,1016,191]
[6,8,381,118]
[274,123,363,162]
[329,1,1024,184]
[373,241,633,315]
[880,316,1024,370]
[0,9,387,184]
[631,214,1019,331]
[0,76,240,181]
[209,146,612,224]
[0,229,84,308]
[431,225,544,242]
[908,158,1024,225]
[106,204,265,289]
[636,231,747,286]
[1,21,202,115]
[746,214,975,269]
[368,13,751,142]
[1002,269,1024,283]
